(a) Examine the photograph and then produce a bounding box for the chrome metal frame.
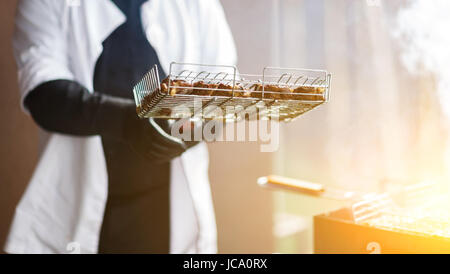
[133,62,332,122]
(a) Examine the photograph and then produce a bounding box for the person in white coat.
[5,0,237,254]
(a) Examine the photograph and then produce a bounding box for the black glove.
[88,87,193,163]
[25,80,195,163]
[122,115,189,163]
[170,118,223,144]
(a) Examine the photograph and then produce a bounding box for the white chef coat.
[5,0,237,254]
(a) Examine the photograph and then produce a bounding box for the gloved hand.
[24,79,198,164]
[123,114,190,163]
[170,118,223,143]
[94,93,197,163]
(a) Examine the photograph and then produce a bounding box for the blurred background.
[1,0,449,253]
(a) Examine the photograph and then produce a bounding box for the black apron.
[93,0,170,253]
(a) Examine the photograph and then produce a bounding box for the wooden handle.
[257,175,325,195]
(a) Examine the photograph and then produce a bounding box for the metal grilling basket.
[133,62,332,122]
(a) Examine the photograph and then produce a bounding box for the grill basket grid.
[133,62,332,122]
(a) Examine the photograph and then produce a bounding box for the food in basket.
[147,76,325,102]
[161,78,193,96]
[193,81,215,96]
[137,92,153,115]
[234,85,252,98]
[161,77,252,98]
[264,85,293,100]
[213,83,235,97]
[249,83,263,99]
[249,83,293,99]
[292,86,325,100]
[211,83,251,97]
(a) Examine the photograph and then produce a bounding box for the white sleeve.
[13,0,74,112]
[197,0,238,66]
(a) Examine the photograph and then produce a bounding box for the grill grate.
[133,62,332,122]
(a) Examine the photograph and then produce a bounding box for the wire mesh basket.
[133,62,332,122]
